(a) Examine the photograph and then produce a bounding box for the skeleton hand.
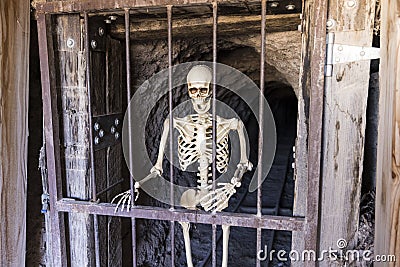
[111,182,140,212]
[111,189,133,212]
[200,161,252,212]
[200,179,240,212]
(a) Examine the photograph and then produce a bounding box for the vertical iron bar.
[167,6,176,267]
[256,1,267,266]
[84,12,101,267]
[37,13,67,267]
[124,9,138,267]
[211,2,218,267]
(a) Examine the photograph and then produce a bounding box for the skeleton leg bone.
[179,189,207,267]
[222,225,230,267]
[179,222,194,267]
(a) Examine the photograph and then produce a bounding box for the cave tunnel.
[128,35,299,267]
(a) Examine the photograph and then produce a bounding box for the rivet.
[360,50,366,56]
[105,19,112,24]
[115,118,120,126]
[285,4,296,11]
[66,38,75,48]
[91,40,97,49]
[346,0,356,7]
[109,15,117,21]
[338,46,343,51]
[111,126,116,134]
[94,123,100,131]
[270,2,279,8]
[326,19,336,29]
[335,57,341,62]
[114,132,120,140]
[94,136,100,145]
[99,129,105,138]
[98,27,104,37]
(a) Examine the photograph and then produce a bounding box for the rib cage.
[174,114,234,175]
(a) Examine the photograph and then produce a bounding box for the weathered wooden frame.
[36,0,328,266]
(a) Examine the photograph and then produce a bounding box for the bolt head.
[270,2,279,8]
[326,19,336,29]
[91,40,97,49]
[114,132,120,140]
[285,4,296,11]
[66,38,75,48]
[109,15,117,21]
[94,136,100,145]
[94,122,100,131]
[99,129,105,138]
[111,126,116,134]
[338,46,343,51]
[98,27,105,37]
[360,50,366,56]
[115,118,120,126]
[346,0,356,7]
[105,19,112,24]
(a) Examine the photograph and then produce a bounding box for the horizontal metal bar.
[96,178,124,196]
[55,199,305,231]
[35,0,252,14]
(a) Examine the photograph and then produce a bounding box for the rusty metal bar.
[167,6,176,267]
[56,199,305,230]
[83,13,101,267]
[304,0,328,265]
[211,2,218,267]
[256,1,267,266]
[96,178,124,197]
[167,5,175,211]
[37,13,67,267]
[124,9,138,267]
[35,0,243,14]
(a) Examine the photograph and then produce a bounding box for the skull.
[187,65,212,114]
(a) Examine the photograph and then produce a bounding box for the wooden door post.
[319,0,376,264]
[375,0,400,265]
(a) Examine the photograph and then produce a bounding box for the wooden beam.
[292,0,328,265]
[318,0,376,260]
[0,0,30,266]
[52,14,97,266]
[109,14,301,40]
[375,0,400,265]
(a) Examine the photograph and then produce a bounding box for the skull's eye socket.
[199,88,209,95]
[189,88,199,95]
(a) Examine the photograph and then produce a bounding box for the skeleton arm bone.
[231,119,253,185]
[112,117,171,210]
[135,118,170,194]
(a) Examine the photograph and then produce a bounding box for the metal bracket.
[93,113,123,151]
[325,32,380,77]
[88,16,107,52]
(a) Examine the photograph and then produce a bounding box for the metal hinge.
[325,32,380,77]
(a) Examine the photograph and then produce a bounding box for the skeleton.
[112,65,252,267]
